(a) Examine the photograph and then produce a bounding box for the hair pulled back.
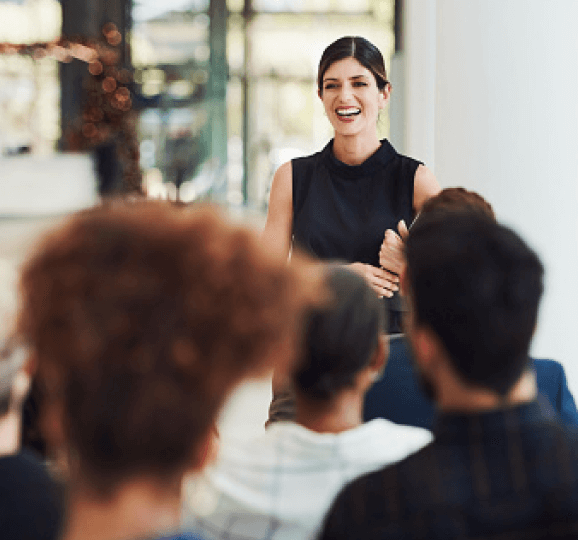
[293,266,386,402]
[318,36,389,94]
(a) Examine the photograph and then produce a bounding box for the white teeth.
[336,107,361,117]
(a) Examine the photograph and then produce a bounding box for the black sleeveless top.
[291,138,421,333]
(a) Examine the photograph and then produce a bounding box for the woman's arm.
[379,165,440,273]
[262,161,293,259]
[413,164,440,213]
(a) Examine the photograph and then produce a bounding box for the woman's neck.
[332,132,381,165]
[62,477,183,540]
[294,389,364,434]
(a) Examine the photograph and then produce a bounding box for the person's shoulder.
[216,423,294,467]
[318,460,401,539]
[361,418,433,459]
[273,160,292,181]
[534,358,566,377]
[0,449,55,487]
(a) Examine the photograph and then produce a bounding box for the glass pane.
[132,5,213,200]
[226,0,244,13]
[0,0,61,156]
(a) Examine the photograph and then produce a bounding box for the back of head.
[293,266,386,401]
[18,200,323,493]
[406,211,543,395]
[420,187,496,221]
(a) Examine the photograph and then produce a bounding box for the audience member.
[320,211,578,539]
[17,201,323,540]
[0,259,63,540]
[182,266,431,540]
[365,187,578,428]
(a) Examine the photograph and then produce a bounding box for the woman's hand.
[379,220,409,276]
[347,262,399,298]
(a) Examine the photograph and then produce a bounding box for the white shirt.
[183,419,432,540]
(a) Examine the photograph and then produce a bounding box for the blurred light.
[141,68,165,97]
[281,83,306,114]
[102,22,118,38]
[102,77,117,93]
[140,139,156,169]
[0,0,61,43]
[227,190,244,206]
[116,87,130,99]
[192,69,208,85]
[194,13,210,31]
[227,162,243,184]
[88,61,103,75]
[168,80,193,98]
[227,0,244,12]
[117,69,133,84]
[106,31,122,46]
[194,44,210,63]
[228,136,243,161]
[82,123,98,138]
[179,181,197,203]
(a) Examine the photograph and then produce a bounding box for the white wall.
[0,154,97,216]
[405,0,578,393]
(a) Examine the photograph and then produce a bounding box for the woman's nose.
[338,84,353,100]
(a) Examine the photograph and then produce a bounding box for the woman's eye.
[324,84,337,90]
[353,81,368,87]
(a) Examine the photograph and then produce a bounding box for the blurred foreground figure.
[366,187,578,428]
[183,267,431,540]
[17,201,322,540]
[0,260,63,540]
[321,212,578,539]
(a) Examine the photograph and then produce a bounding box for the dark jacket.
[364,336,578,429]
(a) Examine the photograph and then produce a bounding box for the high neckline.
[323,138,397,179]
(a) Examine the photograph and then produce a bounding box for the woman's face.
[319,57,389,138]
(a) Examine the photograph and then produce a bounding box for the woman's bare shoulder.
[413,165,440,212]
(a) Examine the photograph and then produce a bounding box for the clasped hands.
[348,220,408,298]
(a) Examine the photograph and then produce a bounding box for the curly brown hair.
[18,200,323,493]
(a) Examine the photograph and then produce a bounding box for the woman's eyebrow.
[323,74,368,83]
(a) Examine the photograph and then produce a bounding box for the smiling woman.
[262,36,440,336]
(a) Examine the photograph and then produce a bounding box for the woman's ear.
[378,83,391,110]
[371,334,388,374]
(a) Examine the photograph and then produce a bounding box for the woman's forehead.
[323,57,372,80]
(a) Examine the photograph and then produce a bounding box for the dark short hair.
[406,211,544,395]
[318,36,389,95]
[420,187,496,221]
[18,200,323,493]
[293,266,386,401]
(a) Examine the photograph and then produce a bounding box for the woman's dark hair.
[318,36,389,94]
[293,266,386,401]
